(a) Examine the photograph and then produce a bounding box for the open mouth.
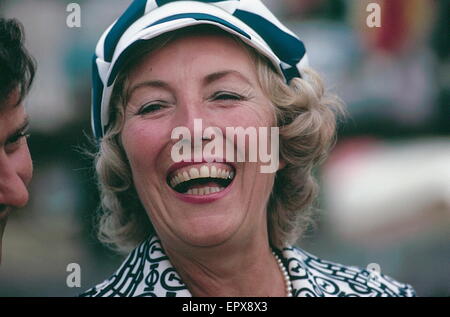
[167,163,235,195]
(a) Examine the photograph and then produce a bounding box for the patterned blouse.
[80,235,416,297]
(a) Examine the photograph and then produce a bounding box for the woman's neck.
[163,237,287,297]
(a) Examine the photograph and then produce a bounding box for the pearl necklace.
[272,250,293,297]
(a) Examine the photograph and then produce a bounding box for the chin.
[178,217,239,248]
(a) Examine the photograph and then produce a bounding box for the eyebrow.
[127,80,171,100]
[203,70,252,86]
[127,70,253,99]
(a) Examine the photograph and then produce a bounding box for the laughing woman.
[82,0,415,297]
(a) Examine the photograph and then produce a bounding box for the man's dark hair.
[0,17,36,105]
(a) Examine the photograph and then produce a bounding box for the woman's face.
[121,33,278,249]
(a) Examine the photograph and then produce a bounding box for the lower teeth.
[186,187,224,195]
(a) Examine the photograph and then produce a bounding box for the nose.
[170,98,219,160]
[0,153,30,208]
[173,98,205,134]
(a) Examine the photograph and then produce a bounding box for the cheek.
[121,121,167,174]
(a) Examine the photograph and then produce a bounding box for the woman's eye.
[137,102,166,115]
[212,92,244,101]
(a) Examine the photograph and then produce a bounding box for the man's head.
[0,18,35,263]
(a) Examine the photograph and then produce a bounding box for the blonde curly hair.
[93,26,345,253]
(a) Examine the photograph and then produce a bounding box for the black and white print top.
[80,235,416,297]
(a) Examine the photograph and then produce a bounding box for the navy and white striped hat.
[92,0,308,138]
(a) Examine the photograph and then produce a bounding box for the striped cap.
[92,0,308,138]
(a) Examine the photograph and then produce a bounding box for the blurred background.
[0,0,448,296]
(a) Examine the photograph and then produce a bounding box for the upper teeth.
[169,164,234,188]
